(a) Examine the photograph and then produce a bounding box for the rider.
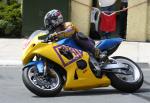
[44,9,102,59]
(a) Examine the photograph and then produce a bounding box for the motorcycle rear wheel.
[107,56,143,93]
[22,65,63,97]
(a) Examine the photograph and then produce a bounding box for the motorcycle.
[22,30,143,97]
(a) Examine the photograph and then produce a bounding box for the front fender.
[22,61,44,74]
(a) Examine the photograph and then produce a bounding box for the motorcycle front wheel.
[107,56,144,93]
[22,64,63,97]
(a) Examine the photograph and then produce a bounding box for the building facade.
[127,0,150,42]
[22,0,70,36]
[22,0,150,42]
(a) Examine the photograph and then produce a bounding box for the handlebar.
[43,33,58,43]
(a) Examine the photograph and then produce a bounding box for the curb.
[137,63,150,69]
[0,60,22,66]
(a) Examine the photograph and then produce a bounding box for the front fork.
[43,61,48,76]
[34,56,49,76]
[23,56,48,76]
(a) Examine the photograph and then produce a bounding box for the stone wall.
[127,0,148,41]
[71,0,92,36]
[147,1,150,41]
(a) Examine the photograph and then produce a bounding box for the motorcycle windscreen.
[23,30,48,49]
[28,30,48,41]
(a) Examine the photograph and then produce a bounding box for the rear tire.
[107,56,144,93]
[22,65,63,97]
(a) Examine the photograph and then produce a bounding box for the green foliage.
[5,22,15,35]
[0,20,8,29]
[0,1,22,38]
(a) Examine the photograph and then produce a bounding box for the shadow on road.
[59,88,127,97]
[31,87,150,99]
[32,88,128,98]
[59,88,150,97]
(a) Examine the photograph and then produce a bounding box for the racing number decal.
[54,45,83,67]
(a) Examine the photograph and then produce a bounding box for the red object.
[99,12,117,32]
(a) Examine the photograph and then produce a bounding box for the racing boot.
[94,48,107,61]
[91,48,105,77]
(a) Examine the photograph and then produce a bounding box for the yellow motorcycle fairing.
[63,52,111,90]
[22,31,111,90]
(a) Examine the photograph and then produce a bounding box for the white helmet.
[44,9,63,30]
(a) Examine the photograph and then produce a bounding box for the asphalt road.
[0,66,150,103]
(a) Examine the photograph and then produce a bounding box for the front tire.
[107,56,144,93]
[22,65,63,97]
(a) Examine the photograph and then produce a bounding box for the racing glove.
[48,33,59,42]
